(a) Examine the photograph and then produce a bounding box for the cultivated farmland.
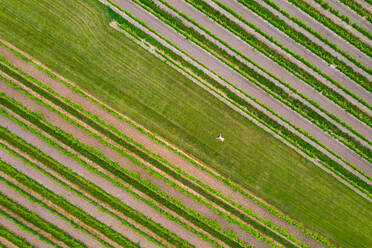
[0,0,371,248]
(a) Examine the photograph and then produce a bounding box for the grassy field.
[0,0,371,247]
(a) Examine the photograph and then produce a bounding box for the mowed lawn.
[0,0,371,247]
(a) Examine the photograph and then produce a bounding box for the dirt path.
[269,0,371,65]
[100,0,372,174]
[0,113,215,248]
[0,211,55,248]
[0,179,103,247]
[0,145,163,248]
[0,30,365,247]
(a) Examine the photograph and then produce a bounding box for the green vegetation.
[0,225,33,248]
[0,0,371,247]
[286,0,372,57]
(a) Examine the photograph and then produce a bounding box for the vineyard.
[0,0,371,247]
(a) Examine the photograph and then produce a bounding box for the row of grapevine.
[0,124,194,248]
[146,0,372,163]
[104,2,371,189]
[0,49,308,247]
[286,0,372,57]
[312,0,372,39]
[232,0,371,86]
[0,87,261,247]
[0,141,167,248]
[0,55,317,247]
[177,0,372,123]
[0,38,336,248]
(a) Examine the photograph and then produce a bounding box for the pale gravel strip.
[0,179,104,248]
[0,146,164,248]
[0,211,55,248]
[0,37,328,248]
[325,0,372,31]
[0,76,269,247]
[154,0,372,159]
[222,0,372,101]
[0,113,214,248]
[269,0,371,66]
[353,0,372,12]
[106,0,372,174]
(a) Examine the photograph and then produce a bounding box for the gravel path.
[0,41,330,247]
[220,0,372,101]
[0,144,163,248]
[0,211,55,248]
[0,112,214,248]
[0,179,103,248]
[105,0,372,174]
[269,0,371,66]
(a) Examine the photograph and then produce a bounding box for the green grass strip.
[338,0,372,24]
[0,225,33,248]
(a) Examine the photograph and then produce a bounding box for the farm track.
[151,0,372,161]
[0,40,331,248]
[104,0,372,177]
[0,143,164,248]
[218,0,372,102]
[269,0,371,66]
[0,63,284,246]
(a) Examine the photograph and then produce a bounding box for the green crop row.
[0,53,307,247]
[0,109,219,248]
[180,0,372,124]
[0,223,33,248]
[0,94,253,248]
[0,38,336,248]
[0,142,165,248]
[339,0,372,23]
[234,0,371,86]
[111,1,372,178]
[0,113,193,248]
[287,0,372,58]
[134,0,372,147]
[0,207,60,248]
[0,183,85,248]
[0,154,113,248]
[313,0,372,39]
[149,0,372,161]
